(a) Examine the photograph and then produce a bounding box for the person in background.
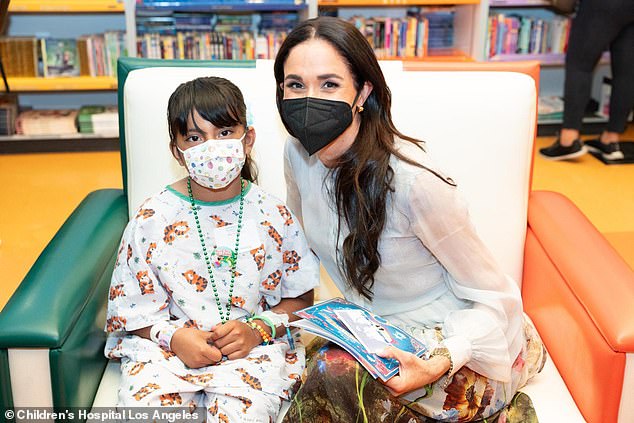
[540,0,634,161]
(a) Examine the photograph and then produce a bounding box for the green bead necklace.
[187,177,244,324]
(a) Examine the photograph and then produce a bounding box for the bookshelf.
[125,0,485,62]
[2,1,126,152]
[317,1,486,62]
[482,1,612,130]
[8,0,125,13]
[8,0,607,150]
[125,0,312,59]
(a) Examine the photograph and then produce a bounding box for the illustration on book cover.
[292,297,427,381]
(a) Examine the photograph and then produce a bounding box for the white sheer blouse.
[284,137,524,382]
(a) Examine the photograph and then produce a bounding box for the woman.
[274,16,545,422]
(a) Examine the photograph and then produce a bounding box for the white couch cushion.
[124,62,533,284]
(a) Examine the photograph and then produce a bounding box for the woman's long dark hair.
[168,76,257,182]
[274,17,453,300]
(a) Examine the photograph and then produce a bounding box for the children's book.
[41,38,80,77]
[292,297,427,381]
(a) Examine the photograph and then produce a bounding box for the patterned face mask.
[178,133,246,189]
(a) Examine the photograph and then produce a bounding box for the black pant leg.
[607,21,634,133]
[562,0,628,130]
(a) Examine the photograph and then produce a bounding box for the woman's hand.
[209,320,262,360]
[378,346,450,396]
[170,327,223,369]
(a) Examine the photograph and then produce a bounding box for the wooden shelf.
[380,50,474,68]
[137,2,307,12]
[490,53,566,66]
[538,114,608,126]
[8,0,124,13]
[489,51,609,67]
[0,134,119,154]
[489,0,550,6]
[3,77,117,92]
[319,0,479,6]
[536,114,612,136]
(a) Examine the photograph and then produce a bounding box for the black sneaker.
[539,139,587,161]
[584,139,624,160]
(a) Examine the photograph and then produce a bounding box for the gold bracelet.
[429,346,454,389]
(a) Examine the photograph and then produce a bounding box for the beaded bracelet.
[251,315,276,339]
[247,320,272,345]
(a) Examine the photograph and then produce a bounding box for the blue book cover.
[41,38,80,77]
[292,297,428,381]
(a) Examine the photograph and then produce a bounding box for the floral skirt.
[283,315,546,423]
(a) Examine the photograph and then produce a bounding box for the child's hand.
[170,328,223,369]
[210,320,262,360]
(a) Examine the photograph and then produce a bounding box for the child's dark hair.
[167,76,256,182]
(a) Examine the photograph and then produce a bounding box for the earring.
[356,105,364,113]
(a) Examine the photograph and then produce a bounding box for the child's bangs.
[195,93,244,130]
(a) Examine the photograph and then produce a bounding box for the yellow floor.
[0,151,123,308]
[1,130,633,310]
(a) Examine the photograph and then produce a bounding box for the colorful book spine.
[487,12,571,58]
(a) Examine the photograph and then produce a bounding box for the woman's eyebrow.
[284,74,303,81]
[317,73,343,80]
[284,73,344,82]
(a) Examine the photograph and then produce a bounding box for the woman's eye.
[323,81,339,89]
[186,135,201,142]
[219,129,233,138]
[286,81,303,90]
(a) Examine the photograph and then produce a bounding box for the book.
[537,95,564,121]
[0,94,19,136]
[16,109,79,135]
[0,37,39,77]
[41,38,80,77]
[77,105,118,137]
[292,298,427,381]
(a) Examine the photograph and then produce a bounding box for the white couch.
[105,59,582,421]
[4,58,633,423]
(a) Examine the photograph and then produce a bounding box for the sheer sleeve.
[407,170,524,382]
[284,137,303,226]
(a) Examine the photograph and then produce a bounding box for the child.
[105,76,320,422]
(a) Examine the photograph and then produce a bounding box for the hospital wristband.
[258,310,296,349]
[258,310,290,330]
[149,321,179,350]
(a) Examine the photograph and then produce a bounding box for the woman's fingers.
[378,345,410,364]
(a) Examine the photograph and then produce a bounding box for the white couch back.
[122,60,536,285]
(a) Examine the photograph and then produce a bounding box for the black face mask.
[280,97,354,156]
